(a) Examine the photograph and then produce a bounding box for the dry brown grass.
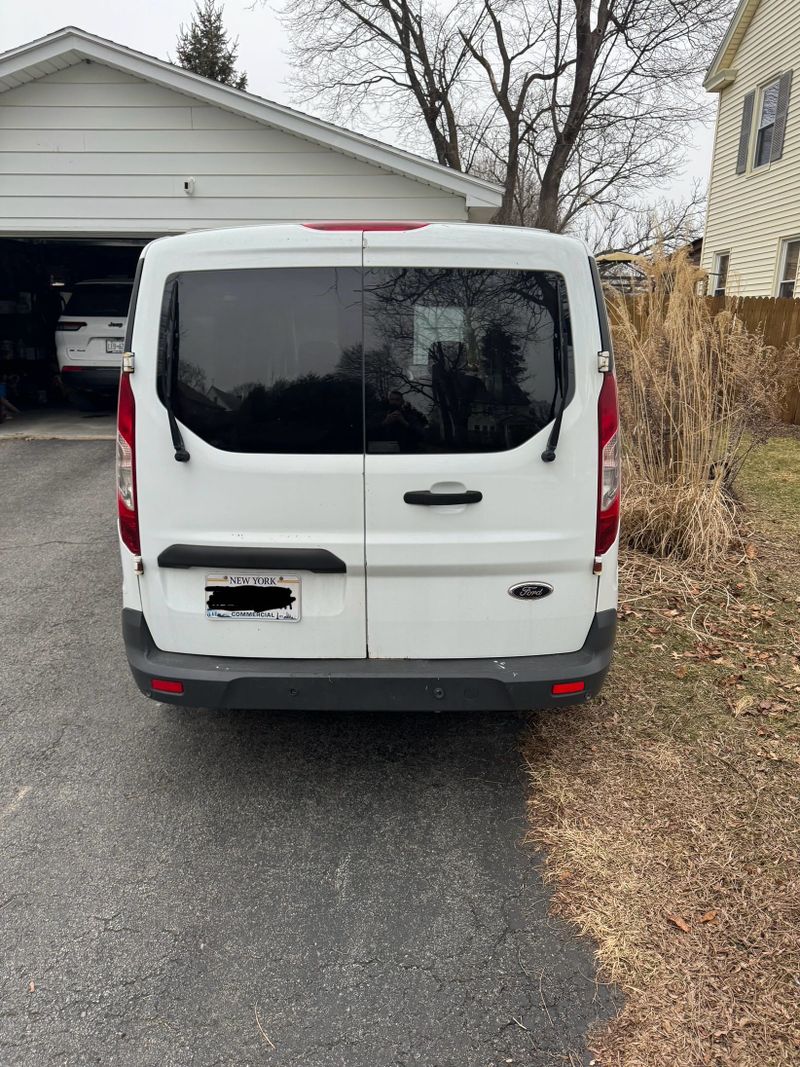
[778,343,800,425]
[610,252,783,568]
[523,437,800,1066]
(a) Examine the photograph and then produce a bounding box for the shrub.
[609,249,780,567]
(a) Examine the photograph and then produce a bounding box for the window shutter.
[736,91,755,173]
[770,70,793,161]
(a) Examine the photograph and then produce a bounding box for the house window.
[778,240,800,298]
[712,253,730,297]
[754,79,781,167]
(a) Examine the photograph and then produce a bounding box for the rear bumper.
[60,365,120,394]
[122,608,617,712]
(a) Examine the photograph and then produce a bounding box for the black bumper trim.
[157,544,346,573]
[122,608,616,712]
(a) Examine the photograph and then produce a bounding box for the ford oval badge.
[508,581,553,601]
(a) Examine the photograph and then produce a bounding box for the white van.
[118,222,619,711]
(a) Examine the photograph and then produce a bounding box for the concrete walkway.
[0,407,115,441]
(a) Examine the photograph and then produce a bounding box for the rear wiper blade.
[541,283,569,463]
[165,283,190,463]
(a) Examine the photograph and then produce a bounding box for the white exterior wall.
[702,0,800,296]
[0,61,468,235]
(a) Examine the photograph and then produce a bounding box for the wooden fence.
[612,294,800,425]
[705,295,800,352]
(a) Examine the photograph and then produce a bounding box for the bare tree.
[584,183,706,259]
[279,0,476,171]
[277,0,734,231]
[526,0,728,231]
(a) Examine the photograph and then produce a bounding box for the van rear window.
[158,266,571,455]
[363,267,571,454]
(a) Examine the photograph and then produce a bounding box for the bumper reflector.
[151,678,184,694]
[551,681,585,696]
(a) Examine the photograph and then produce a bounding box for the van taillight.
[116,371,140,556]
[595,372,620,558]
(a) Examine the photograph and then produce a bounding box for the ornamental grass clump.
[609,250,779,567]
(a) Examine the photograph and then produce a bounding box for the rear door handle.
[403,490,483,506]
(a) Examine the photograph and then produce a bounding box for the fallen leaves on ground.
[666,914,691,934]
[524,541,800,1067]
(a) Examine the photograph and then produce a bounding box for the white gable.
[0,63,470,235]
[0,27,501,236]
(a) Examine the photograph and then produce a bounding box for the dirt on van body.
[524,434,800,1066]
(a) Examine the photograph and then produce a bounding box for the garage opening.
[0,237,149,422]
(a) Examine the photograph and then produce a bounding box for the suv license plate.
[106,339,125,354]
[205,574,301,621]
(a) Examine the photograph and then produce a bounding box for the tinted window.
[363,268,571,454]
[65,284,133,317]
[159,266,571,455]
[159,268,363,454]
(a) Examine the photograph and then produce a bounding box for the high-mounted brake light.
[595,371,621,560]
[302,222,428,231]
[116,370,140,557]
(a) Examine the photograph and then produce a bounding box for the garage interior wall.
[0,239,144,409]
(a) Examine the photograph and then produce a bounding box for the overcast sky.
[4,0,715,201]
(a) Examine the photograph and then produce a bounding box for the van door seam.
[361,230,370,659]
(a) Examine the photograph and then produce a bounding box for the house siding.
[702,0,800,296]
[0,61,467,234]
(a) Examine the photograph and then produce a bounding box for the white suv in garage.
[56,278,133,405]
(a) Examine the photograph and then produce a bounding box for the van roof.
[142,222,591,262]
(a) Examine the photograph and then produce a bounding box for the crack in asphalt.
[0,539,113,551]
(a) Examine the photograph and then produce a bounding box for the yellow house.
[702,0,799,298]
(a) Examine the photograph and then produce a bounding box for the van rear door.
[134,229,367,659]
[362,226,600,659]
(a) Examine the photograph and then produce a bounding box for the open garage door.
[0,237,150,418]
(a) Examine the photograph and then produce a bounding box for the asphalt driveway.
[0,439,617,1067]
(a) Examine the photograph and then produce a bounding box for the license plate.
[205,574,301,621]
[106,339,125,354]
